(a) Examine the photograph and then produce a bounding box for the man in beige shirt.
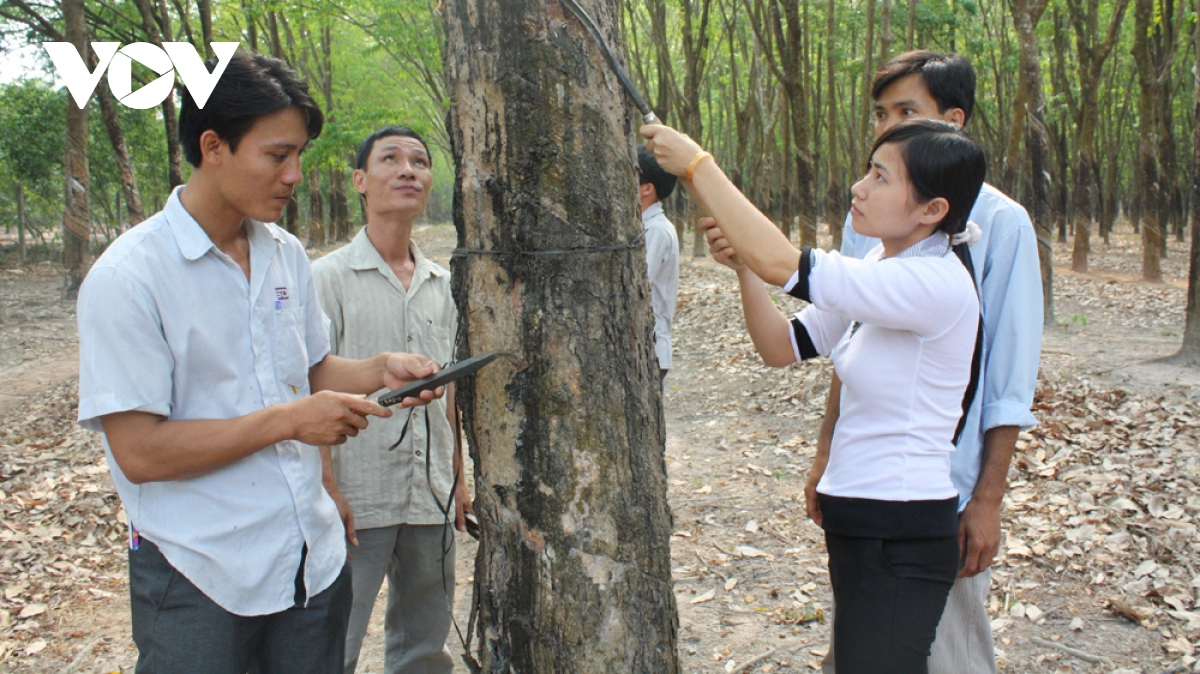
[313,126,470,674]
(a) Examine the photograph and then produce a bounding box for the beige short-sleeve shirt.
[312,227,457,529]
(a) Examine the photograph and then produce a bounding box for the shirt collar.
[347,225,448,282]
[642,202,664,223]
[164,186,285,261]
[893,231,951,260]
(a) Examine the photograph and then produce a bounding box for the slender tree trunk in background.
[443,0,679,668]
[1049,122,1068,243]
[307,168,324,247]
[96,79,145,226]
[826,0,842,248]
[859,0,876,171]
[198,0,214,59]
[329,166,348,241]
[62,0,90,298]
[678,0,713,258]
[647,0,674,119]
[16,182,26,264]
[1133,0,1169,282]
[879,0,893,64]
[242,0,258,51]
[1065,0,1129,270]
[286,196,298,236]
[907,0,917,50]
[134,0,185,188]
[1180,9,1200,363]
[1010,0,1053,323]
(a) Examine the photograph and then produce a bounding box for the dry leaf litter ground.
[0,223,1196,674]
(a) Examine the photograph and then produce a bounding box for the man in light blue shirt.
[77,51,440,674]
[811,51,1043,674]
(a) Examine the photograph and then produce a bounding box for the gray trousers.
[822,568,996,674]
[129,538,351,674]
[344,524,456,674]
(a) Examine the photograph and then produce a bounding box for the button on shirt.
[642,202,680,370]
[77,187,344,617]
[840,183,1043,509]
[312,229,457,529]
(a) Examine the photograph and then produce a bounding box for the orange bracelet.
[685,151,713,182]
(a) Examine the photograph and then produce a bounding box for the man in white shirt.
[77,52,440,674]
[638,146,681,387]
[314,126,468,674]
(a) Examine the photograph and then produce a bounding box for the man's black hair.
[179,50,323,167]
[872,50,976,125]
[638,146,677,202]
[355,126,431,171]
[869,119,986,239]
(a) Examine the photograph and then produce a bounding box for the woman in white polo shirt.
[641,120,985,674]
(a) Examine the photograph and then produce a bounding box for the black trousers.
[825,532,959,674]
[129,538,352,674]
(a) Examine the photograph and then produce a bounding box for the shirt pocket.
[274,306,311,395]
[425,324,453,364]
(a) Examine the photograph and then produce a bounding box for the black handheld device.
[463,513,480,540]
[377,350,505,407]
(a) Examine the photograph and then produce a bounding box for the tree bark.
[443,0,679,670]
[62,0,90,298]
[96,78,145,226]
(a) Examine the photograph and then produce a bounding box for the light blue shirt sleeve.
[977,206,1042,432]
[77,267,175,431]
[840,212,875,259]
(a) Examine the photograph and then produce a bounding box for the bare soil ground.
[0,223,1196,674]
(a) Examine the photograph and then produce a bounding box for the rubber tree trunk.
[1010,0,1053,323]
[62,0,90,298]
[443,0,679,670]
[1133,0,1164,283]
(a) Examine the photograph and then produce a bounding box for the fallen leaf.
[691,588,717,604]
[17,603,46,619]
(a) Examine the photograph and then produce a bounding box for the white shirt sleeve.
[77,267,176,431]
[808,249,977,338]
[644,225,670,282]
[793,306,852,359]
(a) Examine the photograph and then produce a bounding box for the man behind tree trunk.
[314,126,472,674]
[637,146,681,390]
